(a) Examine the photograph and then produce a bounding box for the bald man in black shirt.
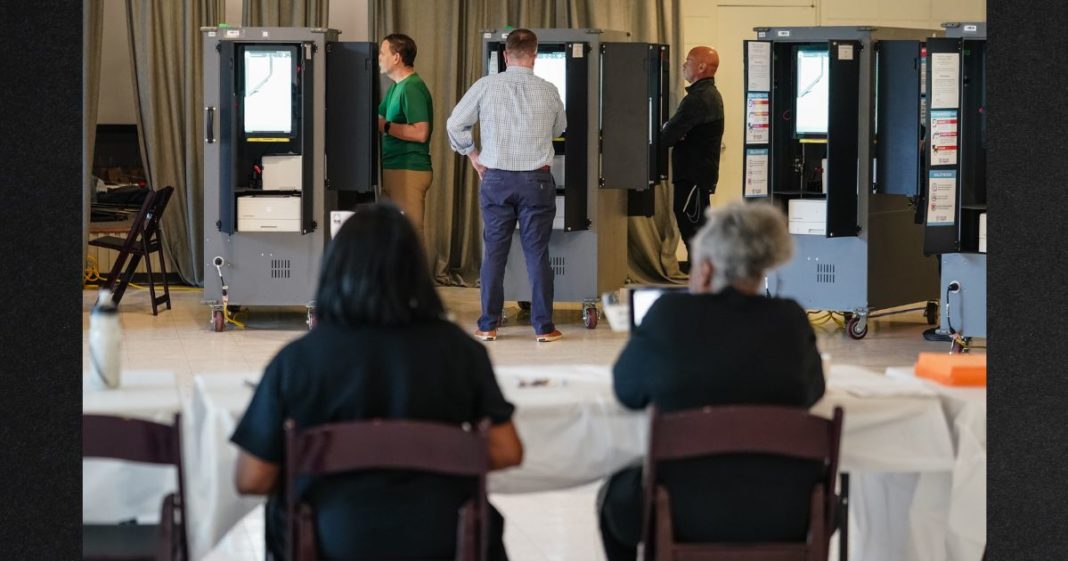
[662,46,725,273]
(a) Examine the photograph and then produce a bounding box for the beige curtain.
[243,0,329,26]
[126,0,223,286]
[375,0,684,286]
[84,0,104,279]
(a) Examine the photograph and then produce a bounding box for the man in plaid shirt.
[447,28,567,343]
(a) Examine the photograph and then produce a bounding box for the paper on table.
[828,365,936,398]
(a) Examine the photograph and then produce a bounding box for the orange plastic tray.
[915,352,987,387]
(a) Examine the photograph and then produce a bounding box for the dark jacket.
[661,77,725,189]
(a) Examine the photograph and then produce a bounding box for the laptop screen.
[629,286,687,329]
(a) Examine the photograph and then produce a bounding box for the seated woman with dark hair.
[599,201,826,561]
[231,204,522,561]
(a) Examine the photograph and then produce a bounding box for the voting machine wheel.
[583,305,599,329]
[846,316,868,340]
[211,309,225,333]
[924,301,939,326]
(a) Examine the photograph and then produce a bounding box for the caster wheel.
[950,340,965,354]
[583,306,599,329]
[212,310,225,332]
[846,316,868,340]
[924,301,939,326]
[842,311,854,322]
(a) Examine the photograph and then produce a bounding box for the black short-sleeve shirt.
[231,319,514,560]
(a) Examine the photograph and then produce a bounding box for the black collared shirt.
[661,77,725,189]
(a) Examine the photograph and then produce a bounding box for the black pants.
[672,182,715,261]
[598,466,644,561]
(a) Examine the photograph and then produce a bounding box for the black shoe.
[922,327,952,342]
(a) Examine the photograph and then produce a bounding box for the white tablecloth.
[886,366,987,561]
[83,370,181,525]
[85,364,959,561]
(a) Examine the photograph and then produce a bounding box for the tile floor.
[83,285,978,561]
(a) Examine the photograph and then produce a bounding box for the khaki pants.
[382,169,433,240]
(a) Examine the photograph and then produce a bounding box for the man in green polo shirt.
[377,33,434,240]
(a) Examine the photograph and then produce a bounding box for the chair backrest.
[82,413,189,560]
[83,413,182,465]
[641,405,844,561]
[109,188,159,254]
[141,185,174,241]
[284,418,492,561]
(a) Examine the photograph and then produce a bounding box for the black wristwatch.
[384,121,392,134]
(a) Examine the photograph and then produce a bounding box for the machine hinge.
[216,44,221,53]
[599,176,606,186]
[216,220,222,231]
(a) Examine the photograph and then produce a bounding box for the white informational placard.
[930,110,959,166]
[927,170,957,225]
[746,92,770,144]
[745,148,769,197]
[931,52,960,109]
[747,42,772,92]
[838,44,854,61]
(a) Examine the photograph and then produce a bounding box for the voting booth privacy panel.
[481,28,669,327]
[741,26,941,339]
[201,27,377,330]
[925,22,987,341]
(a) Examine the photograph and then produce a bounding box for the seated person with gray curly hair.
[598,201,826,561]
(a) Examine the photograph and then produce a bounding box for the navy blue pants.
[478,168,556,335]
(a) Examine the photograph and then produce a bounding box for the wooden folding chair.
[82,413,188,561]
[285,418,492,561]
[89,186,174,315]
[640,405,844,561]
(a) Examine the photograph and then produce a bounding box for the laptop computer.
[628,286,688,330]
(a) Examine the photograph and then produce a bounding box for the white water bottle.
[89,289,122,389]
